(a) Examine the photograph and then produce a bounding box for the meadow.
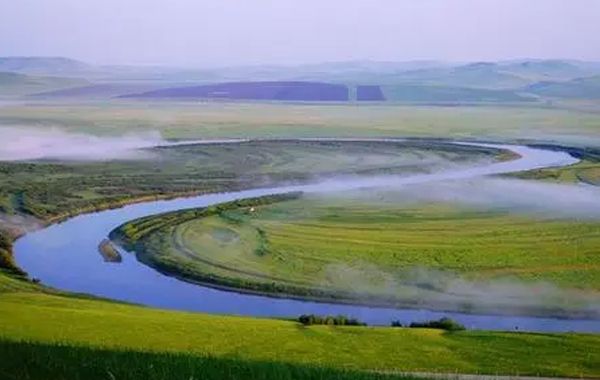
[1,101,600,146]
[0,292,598,378]
[0,340,426,380]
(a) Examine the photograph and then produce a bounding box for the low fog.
[0,127,252,161]
[302,176,600,317]
[0,127,168,161]
[313,177,600,220]
[321,263,600,318]
[405,178,600,219]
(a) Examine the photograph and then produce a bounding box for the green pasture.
[0,292,597,378]
[0,340,426,380]
[137,195,600,292]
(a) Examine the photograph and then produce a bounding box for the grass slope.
[0,292,598,378]
[0,72,88,97]
[0,340,422,380]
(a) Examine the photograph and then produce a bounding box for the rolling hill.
[393,62,531,89]
[3,57,600,101]
[0,57,91,75]
[0,72,89,97]
[499,59,600,81]
[525,75,600,99]
[30,83,176,99]
[380,83,533,102]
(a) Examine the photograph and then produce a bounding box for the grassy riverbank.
[112,191,600,317]
[513,159,600,185]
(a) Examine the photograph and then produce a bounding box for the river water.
[14,141,600,332]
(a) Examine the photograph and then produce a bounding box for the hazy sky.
[1,0,599,67]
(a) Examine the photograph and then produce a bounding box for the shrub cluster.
[298,314,366,326]
[400,317,466,331]
[0,230,26,276]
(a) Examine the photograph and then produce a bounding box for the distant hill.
[3,56,600,101]
[0,57,91,75]
[2,56,600,91]
[390,60,600,90]
[30,83,176,99]
[392,62,530,89]
[499,60,600,81]
[0,72,89,97]
[525,75,600,99]
[381,84,534,103]
[121,81,349,101]
[198,60,600,89]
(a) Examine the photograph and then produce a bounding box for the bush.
[390,320,403,328]
[298,314,366,327]
[409,317,466,331]
[0,230,27,276]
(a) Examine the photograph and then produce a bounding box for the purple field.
[122,81,349,101]
[356,85,385,101]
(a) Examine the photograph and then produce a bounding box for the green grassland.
[1,101,600,146]
[112,192,600,318]
[177,197,600,289]
[0,292,598,378]
[0,340,425,380]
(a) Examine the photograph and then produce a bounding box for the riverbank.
[0,189,221,279]
[110,192,600,320]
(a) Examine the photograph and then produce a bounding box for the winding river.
[14,141,600,332]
